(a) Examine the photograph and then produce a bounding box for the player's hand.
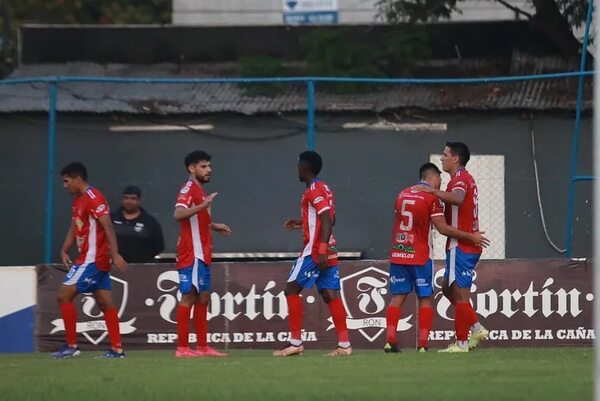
[317,253,328,271]
[60,251,72,268]
[283,218,302,230]
[413,184,435,194]
[212,223,232,236]
[199,192,218,210]
[471,231,491,248]
[112,254,128,272]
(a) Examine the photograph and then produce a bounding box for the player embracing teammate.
[384,161,489,353]
[414,142,490,353]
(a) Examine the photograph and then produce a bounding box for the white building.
[172,0,534,26]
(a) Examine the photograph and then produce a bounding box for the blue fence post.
[306,80,315,150]
[565,0,594,258]
[44,81,58,264]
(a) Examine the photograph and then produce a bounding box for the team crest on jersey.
[75,217,84,230]
[331,266,412,342]
[49,276,137,344]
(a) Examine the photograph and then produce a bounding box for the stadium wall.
[0,112,591,265]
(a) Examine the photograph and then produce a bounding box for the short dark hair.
[60,162,87,181]
[446,141,471,166]
[123,185,142,198]
[298,151,323,176]
[419,162,441,180]
[184,151,211,168]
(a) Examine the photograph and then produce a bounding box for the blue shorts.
[63,263,111,293]
[287,256,340,291]
[389,260,434,298]
[179,259,212,294]
[444,247,481,288]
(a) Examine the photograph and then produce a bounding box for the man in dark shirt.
[111,185,164,263]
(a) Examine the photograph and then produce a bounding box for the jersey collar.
[452,168,466,177]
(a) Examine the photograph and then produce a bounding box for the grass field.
[0,348,593,401]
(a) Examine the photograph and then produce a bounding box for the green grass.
[0,348,593,401]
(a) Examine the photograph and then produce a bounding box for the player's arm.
[283,218,302,230]
[317,212,333,270]
[415,184,466,206]
[98,214,128,271]
[60,223,75,268]
[173,192,217,221]
[431,215,490,247]
[431,188,465,206]
[211,222,232,236]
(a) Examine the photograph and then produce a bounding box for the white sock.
[338,341,351,349]
[290,339,303,347]
[471,322,482,332]
[457,340,469,349]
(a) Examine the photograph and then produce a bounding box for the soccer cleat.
[417,347,428,353]
[438,343,469,353]
[273,343,304,357]
[383,342,401,354]
[175,346,198,358]
[468,326,489,350]
[326,346,352,357]
[97,349,126,359]
[51,344,81,359]
[196,346,227,357]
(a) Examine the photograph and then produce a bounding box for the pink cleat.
[196,346,228,357]
[175,346,198,358]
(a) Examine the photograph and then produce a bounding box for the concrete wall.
[172,0,533,25]
[0,112,592,265]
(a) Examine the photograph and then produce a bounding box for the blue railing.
[0,0,594,262]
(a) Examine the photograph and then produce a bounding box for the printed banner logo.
[50,276,137,345]
[337,266,412,342]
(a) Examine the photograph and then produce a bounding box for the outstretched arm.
[174,193,217,221]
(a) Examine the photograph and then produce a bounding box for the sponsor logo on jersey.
[392,244,416,253]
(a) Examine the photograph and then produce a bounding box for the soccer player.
[173,151,232,358]
[52,162,128,359]
[417,142,489,353]
[274,151,351,357]
[384,163,489,353]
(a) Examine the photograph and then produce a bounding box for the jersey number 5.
[399,199,416,231]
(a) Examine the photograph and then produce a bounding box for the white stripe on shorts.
[64,264,88,286]
[448,248,457,286]
[192,258,199,292]
[287,256,305,283]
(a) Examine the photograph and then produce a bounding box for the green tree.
[376,0,591,62]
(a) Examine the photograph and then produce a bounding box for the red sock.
[386,306,401,344]
[286,295,303,342]
[455,302,471,341]
[327,298,349,344]
[60,303,77,347]
[418,306,434,348]
[103,307,122,350]
[465,303,479,328]
[194,304,208,347]
[176,305,191,348]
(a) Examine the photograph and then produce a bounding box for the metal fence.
[0,2,595,264]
